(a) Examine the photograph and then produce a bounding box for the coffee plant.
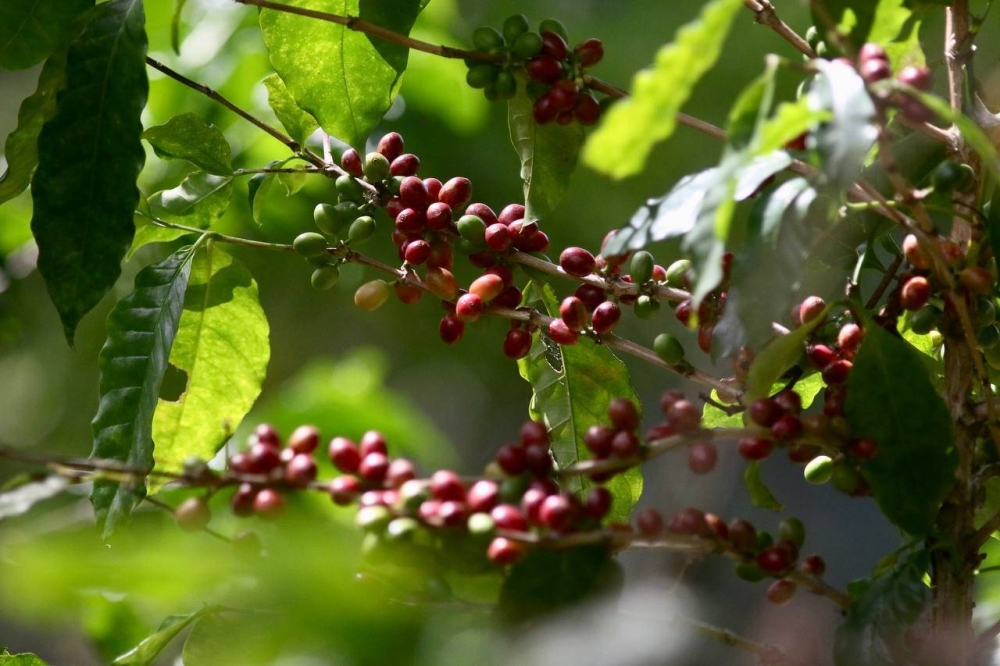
[4,0,1000,664]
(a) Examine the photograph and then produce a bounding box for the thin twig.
[683,617,811,666]
[743,0,817,59]
[865,254,903,309]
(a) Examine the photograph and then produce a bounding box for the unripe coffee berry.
[804,456,833,484]
[311,265,340,290]
[363,152,391,182]
[469,273,506,303]
[425,268,459,301]
[175,496,211,531]
[294,232,328,258]
[629,251,655,285]
[354,279,391,311]
[654,333,685,365]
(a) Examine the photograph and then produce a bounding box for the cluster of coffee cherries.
[465,15,605,125]
[853,42,934,123]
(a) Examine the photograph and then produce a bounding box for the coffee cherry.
[341,148,364,177]
[175,496,211,531]
[766,580,797,605]
[804,456,833,484]
[283,453,317,487]
[491,504,529,531]
[521,487,548,524]
[902,234,928,269]
[488,537,526,565]
[901,276,931,311]
[777,517,805,549]
[294,232,328,258]
[898,65,932,91]
[806,343,837,369]
[328,475,360,505]
[584,425,614,457]
[735,562,768,582]
[425,268,459,301]
[610,429,639,458]
[354,280,391,311]
[287,425,320,455]
[838,323,863,355]
[960,267,994,295]
[313,203,342,236]
[800,554,826,577]
[635,508,664,536]
[654,333,685,365]
[757,546,792,574]
[575,38,604,67]
[665,259,692,288]
[858,42,888,64]
[628,251,655,285]
[358,452,390,485]
[496,443,528,475]
[395,282,423,305]
[429,471,465,503]
[498,204,526,226]
[253,425,281,447]
[485,223,512,252]
[388,153,420,178]
[363,152,391,182]
[831,461,861,494]
[738,437,774,461]
[548,318,580,345]
[668,507,709,536]
[539,494,576,531]
[771,414,803,442]
[666,399,702,433]
[511,30,542,58]
[608,397,640,431]
[359,431,387,456]
[328,437,361,473]
[592,301,622,334]
[860,58,891,84]
[848,438,879,460]
[424,176,443,202]
[403,239,432,266]
[520,420,549,447]
[310,265,341,290]
[798,296,826,325]
[502,328,532,359]
[548,79,578,111]
[439,314,465,345]
[253,489,285,519]
[248,441,281,473]
[524,443,554,476]
[573,284,604,311]
[822,359,853,385]
[494,286,523,309]
[528,55,563,84]
[375,132,404,162]
[688,442,718,474]
[438,177,473,210]
[727,519,757,552]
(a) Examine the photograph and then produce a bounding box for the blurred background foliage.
[4,1,1000,664]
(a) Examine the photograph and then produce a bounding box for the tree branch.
[743,0,816,58]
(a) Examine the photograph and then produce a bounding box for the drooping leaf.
[150,245,269,492]
[744,301,832,405]
[508,72,585,222]
[582,0,743,179]
[846,322,956,536]
[90,245,195,538]
[262,73,319,147]
[0,0,93,70]
[30,0,148,345]
[518,282,642,522]
[744,461,782,512]
[834,552,931,666]
[0,475,69,520]
[0,50,68,205]
[498,546,618,622]
[128,172,234,257]
[170,0,188,54]
[143,113,232,176]
[112,606,224,666]
[258,0,423,149]
[808,59,878,188]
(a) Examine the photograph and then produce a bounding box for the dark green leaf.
[744,461,782,511]
[143,112,232,176]
[518,282,642,521]
[744,301,831,404]
[112,606,223,666]
[0,50,67,205]
[151,245,269,492]
[834,552,931,666]
[90,245,195,538]
[258,0,423,149]
[498,546,619,622]
[0,475,69,520]
[30,0,148,345]
[808,59,878,188]
[508,73,584,222]
[262,73,319,147]
[170,0,188,55]
[0,0,93,70]
[846,322,956,536]
[582,0,743,179]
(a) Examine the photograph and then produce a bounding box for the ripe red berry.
[539,494,576,531]
[574,38,604,67]
[438,500,468,527]
[738,437,774,461]
[248,441,281,473]
[395,208,426,235]
[430,470,465,502]
[548,318,580,345]
[575,284,606,311]
[524,443,554,476]
[496,443,528,475]
[636,507,665,536]
[687,442,718,474]
[494,285,524,309]
[253,488,285,519]
[773,390,802,415]
[674,299,693,325]
[573,92,601,125]
[757,546,792,574]
[377,132,404,161]
[399,176,429,210]
[487,537,526,565]
[286,453,318,486]
[389,153,420,177]
[548,79,579,111]
[559,247,596,277]
[659,390,685,415]
[329,475,361,505]
[485,223,513,252]
[438,177,473,210]
[800,554,827,576]
[502,328,533,359]
[559,296,589,331]
[584,425,615,457]
[848,438,879,460]
[491,504,528,531]
[465,203,499,227]
[898,65,932,91]
[424,202,453,232]
[521,487,549,524]
[838,323,863,356]
[254,423,282,448]
[704,513,728,540]
[584,487,613,521]
[608,397,639,430]
[798,296,826,325]
[771,414,803,442]
[727,519,757,552]
[807,344,838,369]
[403,239,431,265]
[766,580,797,605]
[592,301,622,335]
[466,479,500,513]
[439,314,465,345]
[540,30,568,59]
[748,398,782,427]
[520,420,549,447]
[360,431,387,456]
[610,429,640,458]
[667,507,708,536]
[358,452,390,485]
[858,42,888,65]
[666,399,702,433]
[822,359,853,385]
[384,458,416,488]
[533,94,558,124]
[860,58,891,84]
[340,148,364,177]
[288,425,320,454]
[455,293,484,323]
[901,276,931,311]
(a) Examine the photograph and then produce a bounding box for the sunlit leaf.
[30,0,148,345]
[807,59,878,188]
[744,461,781,511]
[744,302,832,405]
[143,113,232,176]
[151,245,269,491]
[262,73,318,147]
[112,606,224,666]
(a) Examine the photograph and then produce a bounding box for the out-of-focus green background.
[4,1,1000,664]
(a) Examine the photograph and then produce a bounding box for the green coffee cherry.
[511,31,543,58]
[336,174,364,201]
[634,295,660,319]
[735,562,767,582]
[455,238,483,255]
[483,83,500,102]
[472,26,505,51]
[503,14,530,42]
[932,161,976,193]
[778,517,805,548]
[458,214,487,243]
[831,462,860,495]
[629,250,655,285]
[539,18,568,42]
[310,265,340,290]
[978,324,1000,350]
[665,259,692,288]
[466,63,501,89]
[313,203,341,236]
[387,176,405,196]
[349,215,376,243]
[293,232,328,258]
[983,343,1000,370]
[363,152,391,182]
[755,530,774,551]
[386,517,420,542]
[909,306,939,335]
[494,70,518,99]
[467,512,495,536]
[654,333,685,365]
[803,455,833,484]
[355,505,392,531]
[976,298,997,328]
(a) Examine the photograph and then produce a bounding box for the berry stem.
[742,0,816,59]
[683,618,811,666]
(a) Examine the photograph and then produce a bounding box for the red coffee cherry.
[800,554,827,577]
[687,442,718,474]
[539,494,576,531]
[399,176,429,210]
[608,397,640,430]
[498,204,526,226]
[253,488,285,519]
[575,38,604,67]
[860,58,891,84]
[488,537,526,565]
[329,475,361,505]
[848,438,879,460]
[838,323,863,357]
[377,132,404,161]
[610,429,640,457]
[491,504,528,531]
[469,273,505,302]
[822,359,853,385]
[503,328,533,359]
[636,507,665,536]
[575,284,606,311]
[429,470,465,502]
[524,442,554,476]
[465,203,499,227]
[666,399,702,433]
[466,480,500,513]
[858,42,888,65]
[559,247,597,277]
[527,55,563,84]
[771,414,803,442]
[248,441,281,473]
[798,296,826,325]
[548,318,580,345]
[748,398,782,427]
[328,437,361,473]
[455,293,484,323]
[521,487,549,524]
[403,239,431,265]
[773,390,802,415]
[573,92,601,125]
[898,65,932,91]
[807,343,838,369]
[494,285,524,309]
[559,296,589,331]
[727,519,757,552]
[341,148,364,177]
[704,513,728,540]
[584,487,613,521]
[358,452,390,485]
[658,390,685,415]
[438,177,473,209]
[737,437,774,461]
[496,443,528,475]
[424,202,453,231]
[439,314,465,345]
[901,276,931,311]
[533,93,559,125]
[540,31,569,59]
[288,425,320,454]
[485,223,513,252]
[254,423,282,448]
[520,420,549,447]
[395,208,426,235]
[667,507,708,536]
[548,79,579,111]
[757,546,793,574]
[286,453,318,486]
[389,153,420,177]
[592,301,622,335]
[902,234,928,269]
[766,580,797,605]
[385,458,417,487]
[584,425,615,457]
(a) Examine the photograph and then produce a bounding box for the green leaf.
[112,606,223,666]
[834,552,931,666]
[0,475,69,520]
[813,1,877,49]
[498,546,618,622]
[744,302,832,405]
[90,245,195,538]
[262,73,319,147]
[910,88,1000,176]
[517,282,642,522]
[30,0,148,345]
[701,392,743,429]
[744,461,782,511]
[755,99,831,155]
[150,172,234,226]
[809,59,878,188]
[151,245,269,492]
[0,0,93,70]
[0,650,50,666]
[0,51,68,205]
[143,112,232,176]
[170,0,188,55]
[258,0,423,149]
[582,0,743,179]
[182,612,281,666]
[846,322,956,536]
[508,72,584,222]
[868,0,926,70]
